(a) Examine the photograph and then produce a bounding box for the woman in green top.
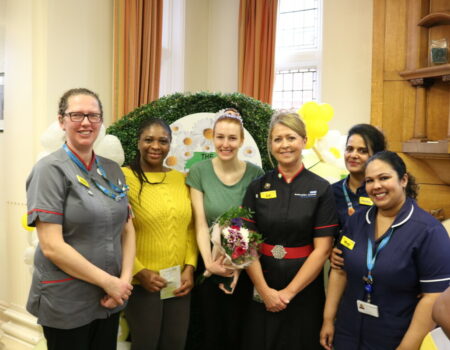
[186,108,264,350]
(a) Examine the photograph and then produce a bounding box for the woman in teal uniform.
[242,111,338,350]
[321,151,450,350]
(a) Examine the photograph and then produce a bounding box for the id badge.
[357,299,379,318]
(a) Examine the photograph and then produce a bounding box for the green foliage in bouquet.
[107,92,274,170]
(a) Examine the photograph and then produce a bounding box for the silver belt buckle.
[271,245,287,259]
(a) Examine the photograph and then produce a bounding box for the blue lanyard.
[63,144,128,201]
[363,227,394,302]
[342,178,355,216]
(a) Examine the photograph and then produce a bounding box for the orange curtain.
[113,0,163,120]
[238,0,278,105]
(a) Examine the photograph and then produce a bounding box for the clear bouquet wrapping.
[203,207,263,291]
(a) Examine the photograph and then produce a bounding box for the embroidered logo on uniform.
[264,182,271,189]
[294,190,317,198]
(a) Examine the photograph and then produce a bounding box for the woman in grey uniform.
[26,88,135,350]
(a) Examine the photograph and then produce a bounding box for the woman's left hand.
[100,295,119,309]
[173,265,194,297]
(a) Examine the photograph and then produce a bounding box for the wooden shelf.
[418,12,450,27]
[402,140,450,158]
[400,64,450,81]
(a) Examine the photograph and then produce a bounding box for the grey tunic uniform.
[26,147,129,329]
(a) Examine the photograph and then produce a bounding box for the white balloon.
[94,135,125,166]
[36,150,51,162]
[40,121,66,152]
[93,124,107,148]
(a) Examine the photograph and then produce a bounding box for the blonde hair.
[267,111,307,166]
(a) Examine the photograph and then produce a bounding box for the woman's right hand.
[320,319,335,350]
[135,269,167,292]
[261,287,288,312]
[330,247,344,269]
[206,255,235,277]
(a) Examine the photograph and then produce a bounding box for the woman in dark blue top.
[332,124,386,228]
[321,151,450,350]
[331,124,386,268]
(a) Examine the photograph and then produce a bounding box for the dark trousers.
[125,285,191,350]
[43,312,120,350]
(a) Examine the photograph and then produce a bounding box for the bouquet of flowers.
[204,207,263,280]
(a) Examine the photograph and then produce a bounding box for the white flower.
[222,227,230,239]
[240,227,249,243]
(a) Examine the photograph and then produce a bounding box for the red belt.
[260,243,313,259]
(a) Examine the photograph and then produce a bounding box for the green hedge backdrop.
[107,92,275,170]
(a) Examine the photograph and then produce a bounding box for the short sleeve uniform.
[332,176,372,230]
[26,147,129,329]
[242,167,338,350]
[334,197,450,350]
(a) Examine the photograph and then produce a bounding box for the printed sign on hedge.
[164,113,262,172]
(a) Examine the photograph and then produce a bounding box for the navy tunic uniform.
[334,197,450,350]
[332,176,373,230]
[26,147,129,329]
[242,167,338,350]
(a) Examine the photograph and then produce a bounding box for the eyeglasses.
[64,112,103,123]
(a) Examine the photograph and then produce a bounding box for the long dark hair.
[366,151,418,199]
[130,118,172,198]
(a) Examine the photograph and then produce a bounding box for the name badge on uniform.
[260,190,277,199]
[359,196,373,206]
[77,175,90,188]
[357,300,379,317]
[340,235,355,250]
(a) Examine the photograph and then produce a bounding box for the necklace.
[145,171,167,185]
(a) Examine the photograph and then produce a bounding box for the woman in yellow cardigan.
[123,118,197,350]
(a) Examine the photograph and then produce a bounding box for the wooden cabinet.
[398,0,450,156]
[372,0,450,219]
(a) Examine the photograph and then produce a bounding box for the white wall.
[0,0,113,313]
[184,0,239,93]
[322,0,373,133]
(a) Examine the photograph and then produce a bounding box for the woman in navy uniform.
[320,151,450,350]
[331,124,386,268]
[242,112,338,350]
[26,88,135,349]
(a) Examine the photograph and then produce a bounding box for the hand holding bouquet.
[204,207,263,282]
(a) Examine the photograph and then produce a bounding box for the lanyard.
[363,227,394,303]
[63,144,128,201]
[342,178,355,216]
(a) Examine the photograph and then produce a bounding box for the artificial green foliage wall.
[107,92,275,170]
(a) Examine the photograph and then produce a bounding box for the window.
[272,0,322,110]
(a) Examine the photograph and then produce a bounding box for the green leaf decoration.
[107,92,274,170]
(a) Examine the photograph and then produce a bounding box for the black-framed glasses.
[64,112,103,123]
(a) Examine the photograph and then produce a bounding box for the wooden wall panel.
[427,82,450,140]
[372,0,450,219]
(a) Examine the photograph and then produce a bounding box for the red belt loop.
[260,243,313,259]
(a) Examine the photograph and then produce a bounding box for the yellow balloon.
[329,147,341,159]
[21,213,34,232]
[318,103,334,122]
[305,136,316,149]
[298,101,320,120]
[306,119,329,139]
[118,312,129,341]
